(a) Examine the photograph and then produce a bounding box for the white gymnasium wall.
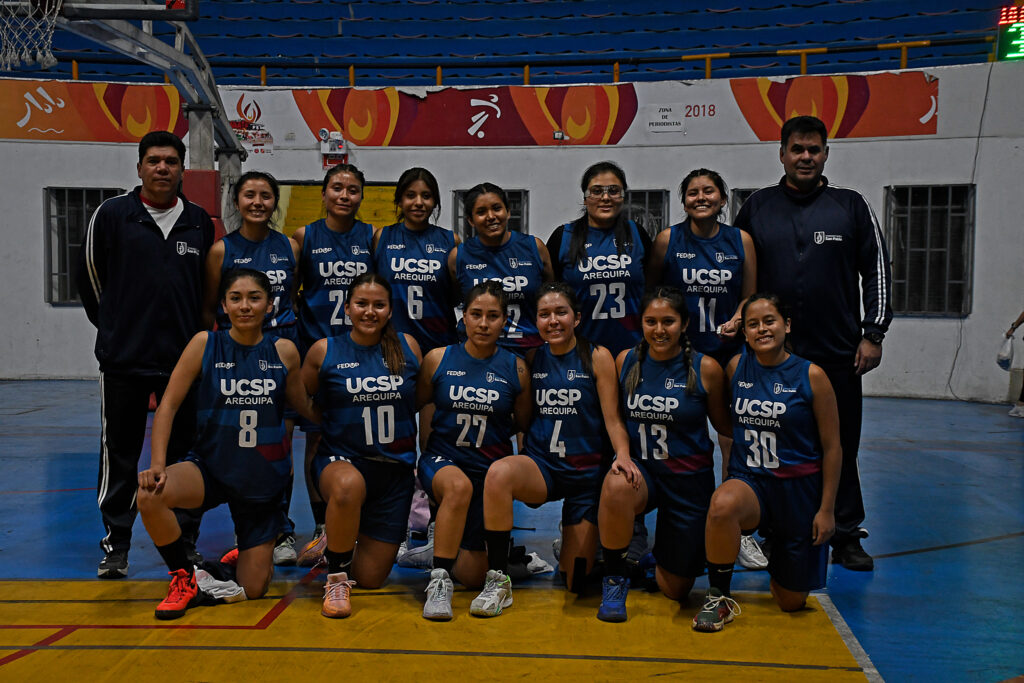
[2,62,1022,402]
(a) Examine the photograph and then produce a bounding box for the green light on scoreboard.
[998,6,1024,61]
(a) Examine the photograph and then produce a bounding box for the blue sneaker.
[597,576,629,622]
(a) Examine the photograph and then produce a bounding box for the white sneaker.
[194,567,246,603]
[398,522,434,569]
[470,569,512,617]
[273,535,297,566]
[1009,404,1024,417]
[737,535,769,570]
[423,568,454,621]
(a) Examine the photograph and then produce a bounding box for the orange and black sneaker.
[219,547,239,567]
[155,568,202,620]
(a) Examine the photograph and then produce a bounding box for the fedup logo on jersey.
[221,378,277,405]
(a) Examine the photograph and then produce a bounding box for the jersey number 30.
[744,429,779,468]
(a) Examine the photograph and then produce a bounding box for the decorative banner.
[293,84,638,146]
[0,79,186,141]
[229,92,273,155]
[730,72,938,141]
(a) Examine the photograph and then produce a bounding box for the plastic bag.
[997,335,1014,371]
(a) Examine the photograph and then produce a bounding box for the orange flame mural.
[730,72,937,141]
[0,79,185,142]
[236,94,261,123]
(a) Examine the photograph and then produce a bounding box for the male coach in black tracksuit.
[77,131,214,578]
[734,115,892,571]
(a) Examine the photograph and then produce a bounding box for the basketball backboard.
[60,0,198,21]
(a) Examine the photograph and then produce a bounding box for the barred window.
[623,189,669,239]
[454,189,529,241]
[885,185,974,316]
[45,187,123,305]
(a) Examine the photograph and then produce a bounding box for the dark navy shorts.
[636,461,714,579]
[417,451,488,552]
[525,454,600,526]
[729,472,828,593]
[186,456,287,551]
[312,454,415,545]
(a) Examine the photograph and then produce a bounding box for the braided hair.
[624,285,697,397]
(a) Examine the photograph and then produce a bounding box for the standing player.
[692,293,840,632]
[449,183,553,356]
[301,273,422,619]
[735,115,892,570]
[648,168,764,570]
[547,161,649,356]
[596,286,730,622]
[203,171,302,565]
[374,167,458,352]
[480,282,633,605]
[136,269,317,619]
[77,130,214,578]
[292,163,376,564]
[416,281,532,620]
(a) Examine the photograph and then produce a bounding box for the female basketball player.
[416,281,531,620]
[300,273,422,619]
[648,168,763,570]
[374,167,459,352]
[692,293,840,632]
[293,164,376,565]
[547,161,649,356]
[448,183,553,356]
[596,286,730,622]
[137,269,316,620]
[479,282,635,608]
[203,171,303,566]
[647,168,756,365]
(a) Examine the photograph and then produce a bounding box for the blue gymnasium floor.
[0,381,1020,681]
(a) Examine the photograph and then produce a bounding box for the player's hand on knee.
[811,509,835,546]
[138,466,166,493]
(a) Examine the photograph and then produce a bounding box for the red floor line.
[254,567,323,630]
[0,626,77,667]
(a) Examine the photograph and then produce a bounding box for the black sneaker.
[98,549,128,579]
[832,538,874,571]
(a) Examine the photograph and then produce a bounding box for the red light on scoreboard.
[1000,5,1024,25]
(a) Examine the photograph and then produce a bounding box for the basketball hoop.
[0,0,62,71]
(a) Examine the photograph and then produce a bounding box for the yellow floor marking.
[0,580,865,681]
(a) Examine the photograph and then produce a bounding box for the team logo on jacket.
[177,241,187,255]
[814,231,825,244]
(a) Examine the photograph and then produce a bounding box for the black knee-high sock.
[311,501,327,526]
[707,562,734,596]
[156,536,192,573]
[484,529,511,573]
[325,549,353,575]
[603,546,629,578]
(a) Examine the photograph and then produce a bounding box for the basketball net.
[0,0,61,71]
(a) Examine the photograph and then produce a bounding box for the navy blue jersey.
[217,229,297,331]
[454,232,544,353]
[374,222,457,352]
[317,332,419,466]
[662,220,746,356]
[728,350,822,479]
[296,219,375,346]
[192,331,290,502]
[620,348,713,476]
[557,221,646,356]
[524,344,605,474]
[424,343,521,474]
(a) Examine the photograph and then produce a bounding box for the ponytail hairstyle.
[535,281,593,377]
[220,267,272,301]
[569,161,633,267]
[624,285,697,396]
[678,168,728,218]
[348,272,405,376]
[740,291,793,353]
[464,278,509,315]
[393,166,441,223]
